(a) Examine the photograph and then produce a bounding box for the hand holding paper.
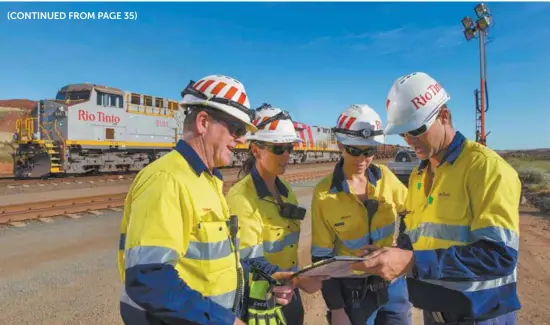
[270,272,297,305]
[350,244,415,281]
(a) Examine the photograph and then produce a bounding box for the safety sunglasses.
[344,145,376,157]
[208,110,247,138]
[398,124,429,138]
[399,110,439,138]
[256,142,294,155]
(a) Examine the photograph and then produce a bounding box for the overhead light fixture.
[464,28,476,41]
[477,15,492,30]
[462,16,474,30]
[474,3,488,18]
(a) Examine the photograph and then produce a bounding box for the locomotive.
[12,83,401,178]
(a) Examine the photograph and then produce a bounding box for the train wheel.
[395,152,412,162]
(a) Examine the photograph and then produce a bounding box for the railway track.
[0,162,336,188]
[0,167,333,226]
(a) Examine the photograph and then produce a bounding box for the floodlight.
[462,17,474,30]
[476,16,491,30]
[464,28,476,41]
[474,3,488,18]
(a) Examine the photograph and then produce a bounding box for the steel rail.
[0,168,333,225]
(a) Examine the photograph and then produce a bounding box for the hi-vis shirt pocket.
[332,218,363,237]
[190,220,235,274]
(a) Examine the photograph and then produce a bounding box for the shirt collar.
[251,164,289,199]
[175,140,223,180]
[329,158,382,194]
[418,130,467,172]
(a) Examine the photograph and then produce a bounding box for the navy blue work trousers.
[423,311,517,325]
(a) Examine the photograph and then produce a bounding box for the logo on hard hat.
[411,83,443,110]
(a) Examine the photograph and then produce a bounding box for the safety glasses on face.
[399,110,439,138]
[344,145,377,157]
[208,110,248,138]
[181,80,256,122]
[255,142,294,155]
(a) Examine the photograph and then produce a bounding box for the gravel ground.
[1,179,548,325]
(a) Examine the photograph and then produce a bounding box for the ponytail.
[238,152,256,180]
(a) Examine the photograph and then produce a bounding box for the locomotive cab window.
[97,91,123,108]
[56,90,91,101]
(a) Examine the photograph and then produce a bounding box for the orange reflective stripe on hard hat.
[210,82,227,95]
[224,86,238,100]
[237,92,247,105]
[198,79,215,92]
[268,120,279,131]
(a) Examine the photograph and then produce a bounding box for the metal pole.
[478,29,487,146]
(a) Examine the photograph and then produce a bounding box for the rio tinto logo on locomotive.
[77,109,121,124]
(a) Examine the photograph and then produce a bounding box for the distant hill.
[0,99,37,111]
[0,99,35,136]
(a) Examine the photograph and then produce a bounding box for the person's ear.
[251,143,261,159]
[195,111,210,135]
[437,107,451,126]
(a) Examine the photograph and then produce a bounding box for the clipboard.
[291,256,371,278]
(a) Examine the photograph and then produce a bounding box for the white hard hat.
[384,72,450,136]
[246,103,303,144]
[332,104,385,146]
[180,74,258,133]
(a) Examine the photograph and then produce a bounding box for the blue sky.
[1,1,548,150]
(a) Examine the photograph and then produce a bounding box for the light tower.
[461,3,492,146]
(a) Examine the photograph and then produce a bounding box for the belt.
[431,311,448,324]
[428,311,476,324]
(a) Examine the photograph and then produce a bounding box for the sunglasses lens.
[402,124,428,137]
[234,126,247,137]
[345,146,375,157]
[271,145,293,155]
[345,146,362,156]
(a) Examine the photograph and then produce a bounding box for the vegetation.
[505,155,550,213]
[506,157,550,193]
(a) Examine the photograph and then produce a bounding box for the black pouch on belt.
[341,278,369,309]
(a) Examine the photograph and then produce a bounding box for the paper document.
[292,256,372,278]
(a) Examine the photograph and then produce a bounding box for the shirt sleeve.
[412,156,521,281]
[384,166,409,214]
[123,171,237,325]
[310,187,345,310]
[226,191,280,276]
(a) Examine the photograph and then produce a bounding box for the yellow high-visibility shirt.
[403,131,521,320]
[226,165,301,273]
[117,140,243,325]
[311,161,408,259]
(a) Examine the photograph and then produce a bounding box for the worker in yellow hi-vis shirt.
[351,72,521,325]
[311,104,412,325]
[117,75,295,325]
[226,103,327,325]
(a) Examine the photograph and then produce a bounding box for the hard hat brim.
[246,131,303,144]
